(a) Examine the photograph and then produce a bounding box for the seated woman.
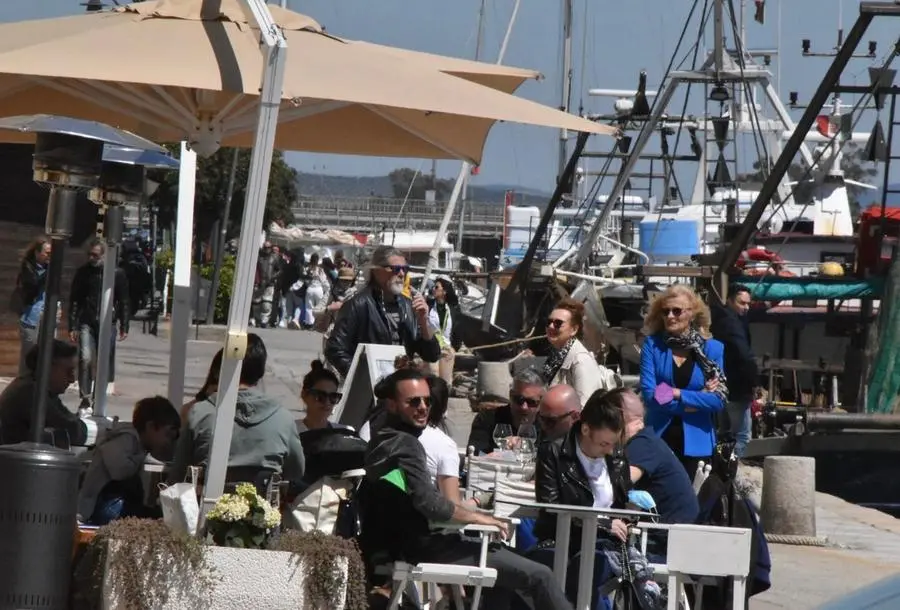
[639,284,727,478]
[296,360,353,433]
[181,348,222,421]
[169,333,305,490]
[77,396,180,525]
[543,298,618,404]
[531,389,632,610]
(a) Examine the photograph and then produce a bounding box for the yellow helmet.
[819,261,844,277]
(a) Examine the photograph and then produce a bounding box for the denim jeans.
[78,323,116,402]
[719,399,752,457]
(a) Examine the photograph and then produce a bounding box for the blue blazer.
[640,333,727,457]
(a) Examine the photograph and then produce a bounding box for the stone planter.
[103,545,349,610]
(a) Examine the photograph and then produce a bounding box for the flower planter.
[103,544,349,610]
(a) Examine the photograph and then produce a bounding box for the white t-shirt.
[418,425,460,487]
[574,440,614,509]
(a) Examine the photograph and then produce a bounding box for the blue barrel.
[638,218,700,261]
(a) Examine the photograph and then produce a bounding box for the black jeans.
[416,534,573,610]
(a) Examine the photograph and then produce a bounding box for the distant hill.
[295,171,552,206]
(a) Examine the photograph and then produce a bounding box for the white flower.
[207,493,251,523]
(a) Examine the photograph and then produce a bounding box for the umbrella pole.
[166,143,197,408]
[199,0,288,517]
[207,148,240,325]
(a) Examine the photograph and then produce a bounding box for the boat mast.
[455,0,487,252]
[559,0,575,181]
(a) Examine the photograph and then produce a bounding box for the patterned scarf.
[542,337,575,384]
[665,327,729,403]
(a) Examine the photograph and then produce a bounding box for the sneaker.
[78,398,93,418]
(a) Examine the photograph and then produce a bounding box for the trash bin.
[0,443,80,609]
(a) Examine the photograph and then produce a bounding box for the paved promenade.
[2,325,897,607]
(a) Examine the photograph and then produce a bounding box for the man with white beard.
[325,246,441,380]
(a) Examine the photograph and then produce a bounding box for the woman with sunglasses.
[639,284,727,478]
[543,298,618,406]
[296,360,352,433]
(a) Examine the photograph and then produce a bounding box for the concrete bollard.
[477,361,513,400]
[760,456,817,537]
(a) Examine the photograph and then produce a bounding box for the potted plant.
[205,482,281,548]
[72,517,216,610]
[75,484,365,609]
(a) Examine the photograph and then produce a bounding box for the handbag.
[284,476,354,535]
[158,466,201,536]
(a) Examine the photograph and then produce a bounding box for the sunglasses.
[307,389,343,404]
[538,411,577,426]
[662,307,686,318]
[547,318,566,330]
[385,264,409,276]
[511,394,541,409]
[405,396,431,409]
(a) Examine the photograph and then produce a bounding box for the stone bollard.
[477,361,513,400]
[760,456,817,537]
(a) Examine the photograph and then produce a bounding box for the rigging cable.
[645,0,712,255]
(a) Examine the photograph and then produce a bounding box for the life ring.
[735,248,784,270]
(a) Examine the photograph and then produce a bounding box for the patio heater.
[90,147,178,417]
[0,115,165,610]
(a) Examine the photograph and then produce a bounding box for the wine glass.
[516,424,538,466]
[492,424,513,451]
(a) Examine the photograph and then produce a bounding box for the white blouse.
[574,439,614,509]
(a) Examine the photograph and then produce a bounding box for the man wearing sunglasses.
[325,246,440,379]
[466,368,545,455]
[362,368,573,610]
[537,384,581,442]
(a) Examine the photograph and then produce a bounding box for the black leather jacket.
[68,262,130,333]
[324,284,441,378]
[534,427,631,548]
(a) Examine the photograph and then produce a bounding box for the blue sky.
[3,0,897,192]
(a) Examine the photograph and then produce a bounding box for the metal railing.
[290,195,505,237]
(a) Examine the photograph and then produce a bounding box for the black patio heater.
[0,115,165,610]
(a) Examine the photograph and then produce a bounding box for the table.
[507,500,653,610]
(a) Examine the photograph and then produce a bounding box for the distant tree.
[388,167,455,200]
[150,146,298,246]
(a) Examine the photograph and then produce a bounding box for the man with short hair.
[69,238,130,411]
[618,388,699,524]
[169,333,305,486]
[467,368,545,455]
[537,384,581,441]
[711,284,758,457]
[0,340,86,446]
[362,368,572,610]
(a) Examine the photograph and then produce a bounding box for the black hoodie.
[360,414,455,563]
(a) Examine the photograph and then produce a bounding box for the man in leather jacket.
[68,239,129,410]
[324,246,440,379]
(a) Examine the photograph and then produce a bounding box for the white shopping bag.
[159,466,201,536]
[283,476,351,534]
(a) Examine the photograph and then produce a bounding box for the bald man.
[537,384,581,441]
[618,388,698,524]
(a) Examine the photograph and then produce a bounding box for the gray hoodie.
[77,423,145,522]
[169,388,305,485]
